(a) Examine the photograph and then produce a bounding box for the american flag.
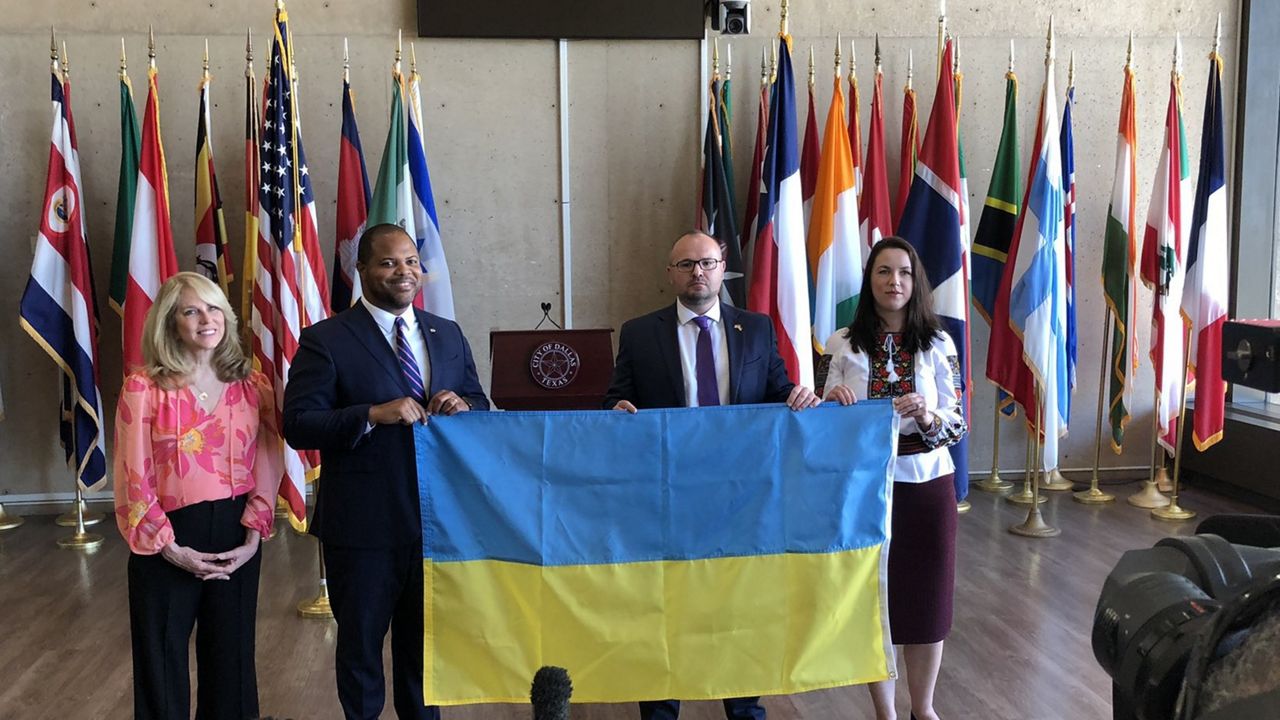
[250,3,330,530]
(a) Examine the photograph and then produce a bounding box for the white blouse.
[821,329,967,484]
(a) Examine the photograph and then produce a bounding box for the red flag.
[860,64,892,247]
[800,80,820,230]
[893,65,920,230]
[741,76,769,265]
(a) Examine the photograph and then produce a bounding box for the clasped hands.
[162,529,261,581]
[369,390,471,426]
[824,384,936,430]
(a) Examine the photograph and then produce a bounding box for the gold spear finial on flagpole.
[1045,15,1055,68]
[1213,13,1222,56]
[848,36,856,83]
[938,0,947,76]
[780,0,789,38]
[49,27,58,73]
[770,42,777,84]
[712,36,720,81]
[61,40,69,80]
[907,48,914,91]
[808,45,816,88]
[395,28,403,75]
[760,45,768,86]
[953,34,960,74]
[1068,50,1075,89]
[410,41,418,76]
[725,41,732,83]
[148,24,156,69]
[120,37,129,78]
[1126,30,1134,70]
[1008,39,1015,74]
[276,0,284,11]
[1174,31,1183,77]
[245,27,254,79]
[874,33,881,72]
[203,38,210,79]
[835,33,842,78]
[343,37,350,82]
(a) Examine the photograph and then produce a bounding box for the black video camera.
[1092,526,1280,720]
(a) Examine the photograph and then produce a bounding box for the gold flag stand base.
[1073,486,1116,505]
[0,504,23,531]
[1127,481,1170,508]
[1152,502,1196,522]
[1154,466,1174,493]
[1006,487,1048,505]
[1009,506,1060,538]
[973,471,1014,493]
[56,500,103,527]
[957,500,971,514]
[1041,468,1074,491]
[297,582,334,619]
[57,531,104,550]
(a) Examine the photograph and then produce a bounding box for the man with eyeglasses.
[603,230,820,720]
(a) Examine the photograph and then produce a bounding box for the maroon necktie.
[693,315,720,407]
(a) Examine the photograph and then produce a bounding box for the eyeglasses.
[669,257,725,273]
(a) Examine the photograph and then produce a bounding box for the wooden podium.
[489,329,614,410]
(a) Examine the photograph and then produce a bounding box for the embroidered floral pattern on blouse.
[868,332,915,399]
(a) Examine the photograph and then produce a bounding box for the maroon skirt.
[886,473,958,645]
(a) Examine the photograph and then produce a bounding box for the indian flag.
[809,72,862,353]
[1101,59,1139,453]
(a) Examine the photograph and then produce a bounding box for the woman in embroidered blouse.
[821,237,967,720]
[113,272,282,720]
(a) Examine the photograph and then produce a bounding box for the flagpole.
[1152,327,1197,522]
[1007,419,1045,506]
[936,0,947,79]
[1043,47,1076,493]
[1077,313,1117,504]
[1011,384,1059,537]
[975,402,1013,493]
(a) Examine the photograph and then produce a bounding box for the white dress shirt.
[361,296,432,395]
[674,300,731,407]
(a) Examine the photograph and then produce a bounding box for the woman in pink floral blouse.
[113,272,282,720]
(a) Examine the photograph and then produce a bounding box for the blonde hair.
[141,272,250,386]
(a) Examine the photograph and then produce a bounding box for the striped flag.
[898,38,970,499]
[1181,49,1228,451]
[808,72,862,353]
[1007,44,1069,472]
[800,74,820,233]
[123,60,180,371]
[699,77,745,306]
[740,65,769,268]
[194,61,232,294]
[893,62,919,231]
[971,68,1020,417]
[109,53,141,315]
[241,32,262,331]
[718,68,738,223]
[18,55,108,491]
[747,34,813,388]
[1140,63,1191,455]
[1101,58,1139,452]
[250,2,330,530]
[370,67,414,248]
[332,70,371,312]
[406,61,455,318]
[1061,83,1078,403]
[847,46,864,202]
[860,57,892,249]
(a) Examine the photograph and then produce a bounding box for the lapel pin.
[734,323,743,332]
[428,327,437,333]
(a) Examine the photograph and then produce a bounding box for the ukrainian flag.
[416,402,897,705]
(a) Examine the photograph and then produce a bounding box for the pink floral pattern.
[113,371,284,555]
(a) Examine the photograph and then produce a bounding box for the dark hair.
[843,236,941,355]
[356,223,413,265]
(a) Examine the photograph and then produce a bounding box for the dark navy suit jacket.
[283,302,489,548]
[603,302,795,409]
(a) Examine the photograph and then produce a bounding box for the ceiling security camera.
[711,0,751,35]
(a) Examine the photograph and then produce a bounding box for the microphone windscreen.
[530,665,572,720]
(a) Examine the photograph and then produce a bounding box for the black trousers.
[324,541,440,720]
[640,697,766,719]
[127,495,261,720]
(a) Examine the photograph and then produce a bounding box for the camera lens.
[726,16,745,34]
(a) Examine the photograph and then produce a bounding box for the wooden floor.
[0,480,1259,720]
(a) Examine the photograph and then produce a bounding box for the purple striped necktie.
[693,315,720,407]
[394,317,426,402]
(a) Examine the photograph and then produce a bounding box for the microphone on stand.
[531,665,572,720]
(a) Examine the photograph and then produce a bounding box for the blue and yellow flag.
[416,402,897,705]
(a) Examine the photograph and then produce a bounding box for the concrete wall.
[0,0,1239,503]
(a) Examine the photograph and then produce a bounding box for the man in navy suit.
[283,224,489,720]
[604,230,820,720]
